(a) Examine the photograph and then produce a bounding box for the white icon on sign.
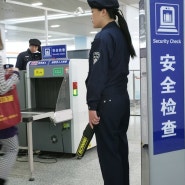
[45,48,51,56]
[156,4,179,35]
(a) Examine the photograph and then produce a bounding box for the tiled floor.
[6,114,141,185]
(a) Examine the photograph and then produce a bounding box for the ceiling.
[0,0,139,46]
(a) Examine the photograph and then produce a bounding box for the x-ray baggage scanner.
[21,59,96,154]
[19,58,96,181]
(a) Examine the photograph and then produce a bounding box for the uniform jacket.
[0,56,20,139]
[16,49,41,70]
[86,21,130,110]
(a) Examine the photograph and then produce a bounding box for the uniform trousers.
[0,135,19,180]
[95,92,130,185]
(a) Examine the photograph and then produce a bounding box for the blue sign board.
[42,45,67,59]
[29,59,69,66]
[150,0,184,154]
[49,60,69,65]
[29,60,49,66]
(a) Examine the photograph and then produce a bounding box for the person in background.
[15,38,41,70]
[0,31,20,185]
[86,0,136,184]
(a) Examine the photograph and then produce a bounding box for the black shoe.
[0,178,6,185]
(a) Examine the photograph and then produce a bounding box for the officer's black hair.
[107,8,136,58]
[38,45,41,52]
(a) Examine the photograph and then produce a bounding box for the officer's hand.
[89,110,100,128]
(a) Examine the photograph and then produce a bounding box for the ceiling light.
[0,12,92,25]
[74,7,85,14]
[78,0,87,3]
[41,37,74,42]
[50,38,74,41]
[90,31,98,34]
[31,2,43,6]
[50,25,60,28]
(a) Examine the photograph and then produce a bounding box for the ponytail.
[107,9,136,58]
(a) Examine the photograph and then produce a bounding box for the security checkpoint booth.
[17,45,96,180]
[140,0,185,185]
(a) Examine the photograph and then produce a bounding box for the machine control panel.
[28,59,69,78]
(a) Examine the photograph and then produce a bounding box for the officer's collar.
[102,21,117,30]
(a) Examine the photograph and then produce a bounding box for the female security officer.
[86,0,136,184]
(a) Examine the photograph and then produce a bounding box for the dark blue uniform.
[86,21,130,185]
[16,49,41,70]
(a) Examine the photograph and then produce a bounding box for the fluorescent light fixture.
[74,7,85,14]
[90,31,98,34]
[5,0,74,15]
[50,38,74,41]
[31,2,43,6]
[78,0,87,3]
[0,11,91,24]
[41,37,74,42]
[50,25,60,28]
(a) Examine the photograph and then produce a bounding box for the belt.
[101,87,127,98]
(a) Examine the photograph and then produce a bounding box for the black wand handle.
[76,123,94,159]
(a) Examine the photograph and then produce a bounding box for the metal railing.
[128,70,141,116]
